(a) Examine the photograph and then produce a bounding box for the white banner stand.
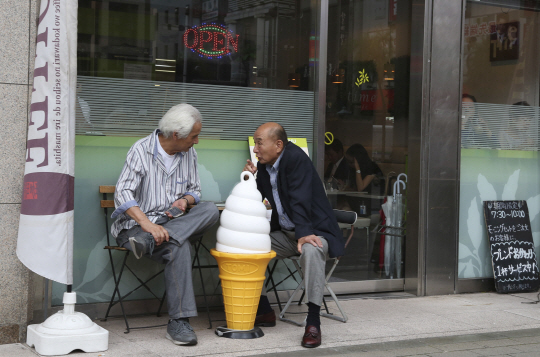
[27,292,108,356]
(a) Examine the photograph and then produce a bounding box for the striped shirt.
[111,129,201,237]
[266,149,295,230]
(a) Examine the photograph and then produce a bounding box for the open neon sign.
[183,23,239,58]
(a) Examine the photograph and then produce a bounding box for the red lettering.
[23,182,38,200]
[183,28,198,49]
[213,31,225,52]
[199,30,213,49]
[227,33,239,52]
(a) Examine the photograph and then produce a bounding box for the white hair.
[158,104,202,139]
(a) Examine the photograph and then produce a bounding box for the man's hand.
[243,159,257,174]
[140,220,169,246]
[297,234,323,254]
[165,197,189,218]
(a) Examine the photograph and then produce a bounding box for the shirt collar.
[149,129,184,159]
[269,147,285,171]
[334,156,344,168]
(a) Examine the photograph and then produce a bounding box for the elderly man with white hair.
[111,103,219,346]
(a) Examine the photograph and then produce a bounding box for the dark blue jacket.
[256,143,345,258]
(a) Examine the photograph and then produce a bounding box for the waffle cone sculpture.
[211,171,275,331]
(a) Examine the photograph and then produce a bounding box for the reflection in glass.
[325,0,411,282]
[459,1,540,279]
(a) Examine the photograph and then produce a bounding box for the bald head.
[253,122,288,165]
[256,123,288,143]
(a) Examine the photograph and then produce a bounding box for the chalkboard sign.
[484,200,539,293]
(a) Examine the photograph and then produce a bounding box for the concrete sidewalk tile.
[473,346,524,356]
[390,315,476,334]
[425,351,481,357]
[433,341,487,352]
[505,308,540,322]
[64,341,159,357]
[417,332,502,345]
[0,343,36,357]
[381,346,442,356]
[323,321,406,341]
[104,330,131,344]
[445,310,540,328]
[508,335,540,344]
[508,353,540,357]
[510,342,540,353]
[501,328,540,338]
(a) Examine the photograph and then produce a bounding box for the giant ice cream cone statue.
[211,171,275,337]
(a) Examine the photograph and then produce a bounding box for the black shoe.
[301,325,321,348]
[254,310,276,327]
[129,236,153,259]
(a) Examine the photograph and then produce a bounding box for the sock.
[257,295,273,315]
[172,317,189,323]
[306,302,320,328]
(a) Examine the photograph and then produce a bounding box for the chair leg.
[278,277,307,327]
[266,263,283,312]
[193,239,212,329]
[103,249,120,321]
[156,290,167,317]
[107,252,131,333]
[365,227,370,256]
[278,259,308,327]
[320,283,348,323]
[322,296,330,314]
[320,259,348,323]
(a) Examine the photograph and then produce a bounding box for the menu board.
[483,200,539,293]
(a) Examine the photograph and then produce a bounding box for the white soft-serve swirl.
[216,171,271,253]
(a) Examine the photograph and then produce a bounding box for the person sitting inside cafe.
[243,122,344,349]
[324,138,352,188]
[344,143,382,193]
[111,103,220,346]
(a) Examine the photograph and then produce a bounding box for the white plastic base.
[26,292,109,356]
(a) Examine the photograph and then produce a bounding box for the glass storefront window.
[76,0,318,140]
[459,0,540,279]
[324,0,411,285]
[53,0,321,305]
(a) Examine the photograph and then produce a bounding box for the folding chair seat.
[276,209,357,326]
[99,186,213,332]
[339,216,370,252]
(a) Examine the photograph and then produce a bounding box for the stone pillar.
[0,0,39,344]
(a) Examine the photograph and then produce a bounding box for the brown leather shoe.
[254,310,276,327]
[301,325,321,348]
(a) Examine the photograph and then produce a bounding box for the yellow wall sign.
[324,132,334,145]
[355,69,370,87]
[248,137,309,162]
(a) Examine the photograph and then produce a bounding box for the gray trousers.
[261,230,328,306]
[116,202,220,319]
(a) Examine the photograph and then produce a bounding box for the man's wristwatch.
[180,197,189,205]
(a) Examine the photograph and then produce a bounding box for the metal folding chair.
[99,186,213,332]
[275,209,358,326]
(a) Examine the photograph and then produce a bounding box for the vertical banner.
[17,0,78,285]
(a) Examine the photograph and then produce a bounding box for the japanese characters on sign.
[484,201,539,293]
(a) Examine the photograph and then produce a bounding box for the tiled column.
[0,0,39,344]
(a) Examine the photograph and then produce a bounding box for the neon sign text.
[183,24,239,58]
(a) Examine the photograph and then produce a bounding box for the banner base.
[26,292,108,356]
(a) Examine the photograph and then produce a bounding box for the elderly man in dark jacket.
[243,122,344,348]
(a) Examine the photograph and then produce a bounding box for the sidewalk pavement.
[4,291,540,357]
